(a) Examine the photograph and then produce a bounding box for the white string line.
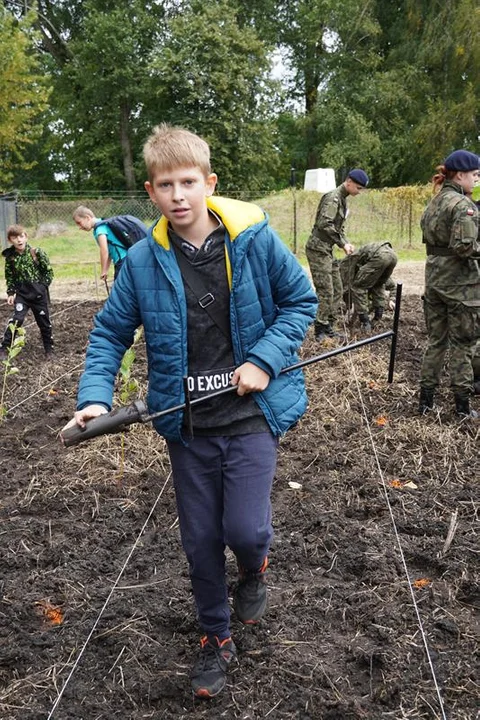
[6,362,85,412]
[341,328,447,720]
[17,307,442,715]
[46,472,172,720]
[21,299,93,329]
[5,300,98,411]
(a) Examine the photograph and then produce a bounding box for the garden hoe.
[61,285,402,448]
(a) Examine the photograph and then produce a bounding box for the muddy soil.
[0,291,478,720]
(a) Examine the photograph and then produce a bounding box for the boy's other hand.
[231,362,270,396]
[7,295,15,306]
[62,404,108,432]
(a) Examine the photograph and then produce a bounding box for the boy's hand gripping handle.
[60,400,148,447]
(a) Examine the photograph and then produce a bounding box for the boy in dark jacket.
[62,124,317,698]
[0,224,54,359]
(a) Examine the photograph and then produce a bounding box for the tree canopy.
[0,9,51,189]
[2,0,479,191]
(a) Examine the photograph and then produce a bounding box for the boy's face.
[145,166,217,236]
[8,233,27,253]
[75,216,95,231]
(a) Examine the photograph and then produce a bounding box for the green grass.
[0,228,102,283]
[0,188,428,284]
[259,188,427,265]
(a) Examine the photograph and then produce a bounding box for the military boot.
[314,322,333,341]
[358,313,372,332]
[454,395,479,419]
[418,388,435,415]
[315,322,345,342]
[371,307,383,329]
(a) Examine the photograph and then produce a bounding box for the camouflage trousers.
[305,243,343,326]
[420,286,480,396]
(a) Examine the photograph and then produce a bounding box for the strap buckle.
[199,293,215,308]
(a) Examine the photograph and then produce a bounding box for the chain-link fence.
[15,189,264,233]
[17,193,157,230]
[4,186,432,253]
[0,187,430,301]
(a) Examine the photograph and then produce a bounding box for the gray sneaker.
[191,635,237,698]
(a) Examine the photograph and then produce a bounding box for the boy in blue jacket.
[63,124,317,698]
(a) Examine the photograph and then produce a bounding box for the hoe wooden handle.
[60,400,147,447]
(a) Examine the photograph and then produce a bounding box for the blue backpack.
[95,214,148,249]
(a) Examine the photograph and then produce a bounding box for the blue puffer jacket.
[78,196,317,441]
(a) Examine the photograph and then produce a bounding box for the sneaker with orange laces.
[191,635,237,698]
[233,557,268,624]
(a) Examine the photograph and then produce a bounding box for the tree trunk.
[119,102,136,193]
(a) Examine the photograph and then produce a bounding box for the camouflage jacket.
[306,184,348,250]
[2,244,54,296]
[420,181,480,292]
[340,241,396,280]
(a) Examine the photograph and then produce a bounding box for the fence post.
[290,167,297,255]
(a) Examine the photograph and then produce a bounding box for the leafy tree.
[5,0,169,191]
[4,0,479,191]
[54,0,167,191]
[374,0,480,182]
[0,9,51,188]
[150,0,283,191]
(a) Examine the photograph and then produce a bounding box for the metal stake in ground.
[61,284,403,447]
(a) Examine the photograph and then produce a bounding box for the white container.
[304,168,336,193]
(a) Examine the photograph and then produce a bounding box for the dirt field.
[50,261,427,302]
[0,274,478,719]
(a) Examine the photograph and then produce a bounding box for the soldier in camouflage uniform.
[419,150,480,418]
[0,224,54,359]
[305,168,369,341]
[340,241,397,330]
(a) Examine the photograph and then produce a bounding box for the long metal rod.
[61,286,403,446]
[388,283,403,383]
[142,308,401,425]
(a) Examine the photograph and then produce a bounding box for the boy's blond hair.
[73,205,95,220]
[7,224,27,240]
[143,124,211,181]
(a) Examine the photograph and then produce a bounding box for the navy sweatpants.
[167,432,277,639]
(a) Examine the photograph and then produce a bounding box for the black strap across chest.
[172,243,231,340]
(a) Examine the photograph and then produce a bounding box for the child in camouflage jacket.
[1,224,54,358]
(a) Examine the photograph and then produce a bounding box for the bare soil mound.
[0,294,478,720]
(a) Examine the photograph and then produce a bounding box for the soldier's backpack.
[94,215,148,249]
